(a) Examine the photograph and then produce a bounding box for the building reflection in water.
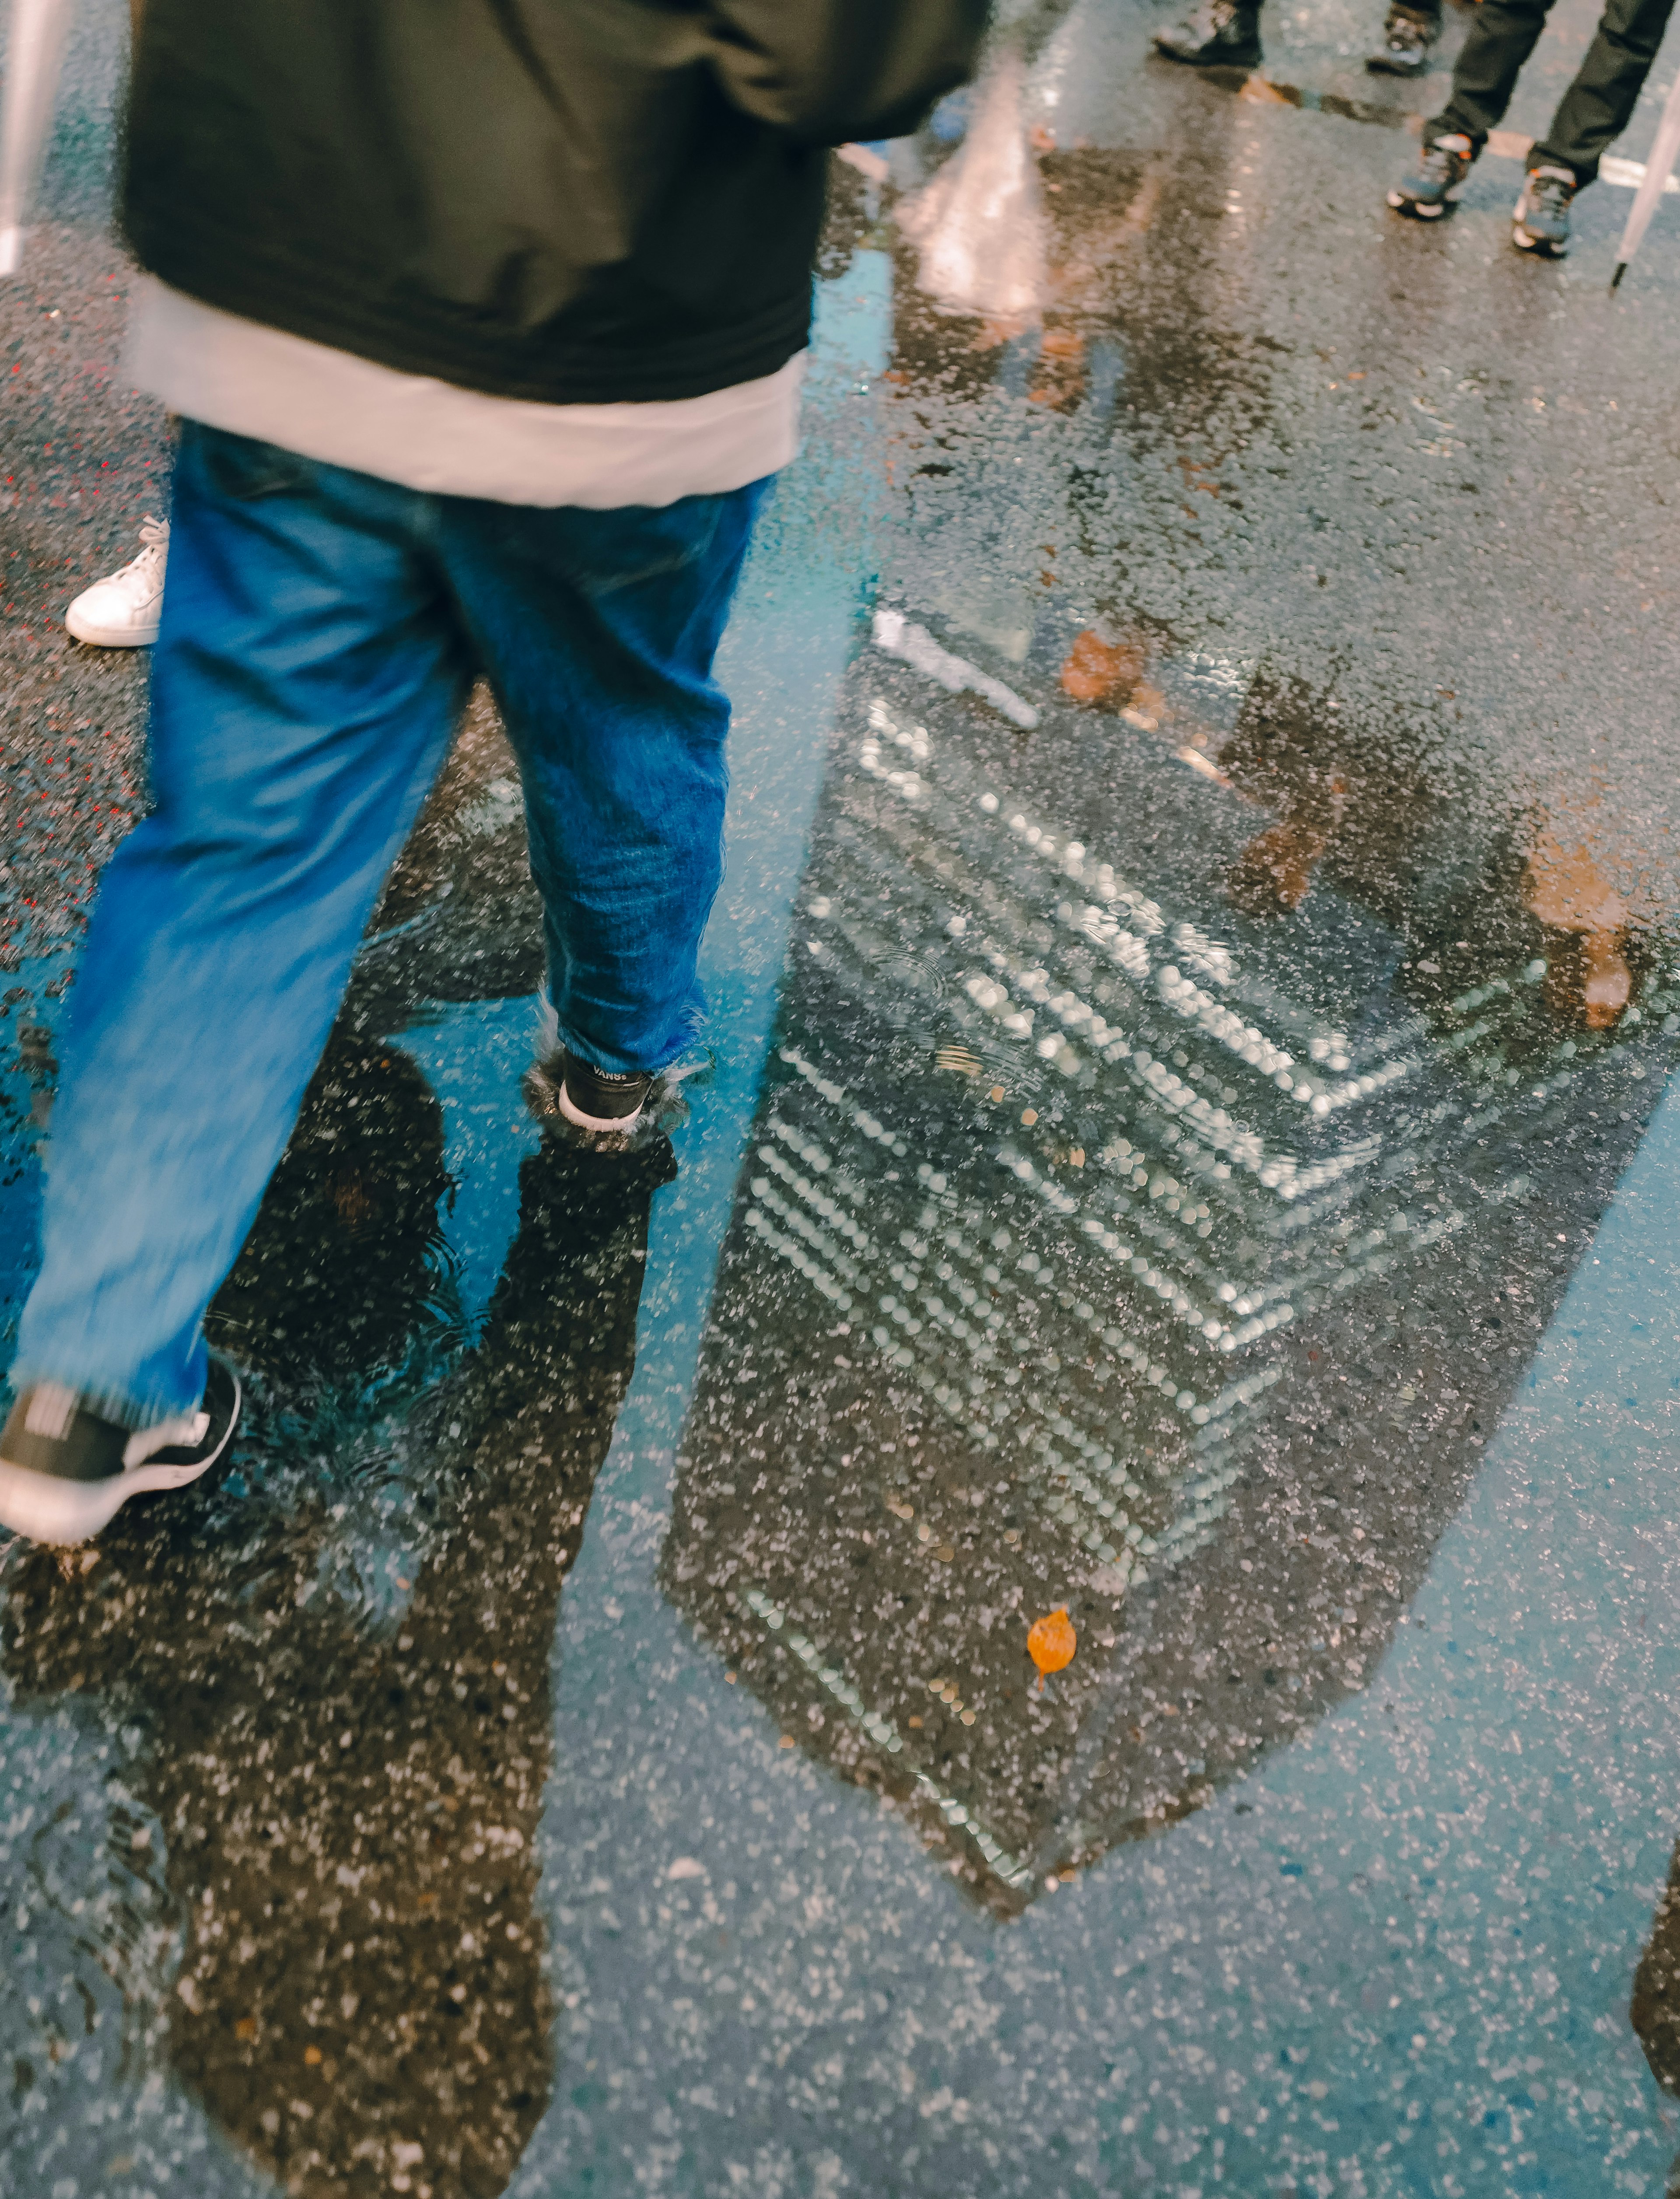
[3,1029,670,2198]
[661,633,1675,1917]
[654,124,1677,1918]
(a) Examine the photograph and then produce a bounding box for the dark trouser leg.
[1532,0,1676,181]
[1428,0,1558,147]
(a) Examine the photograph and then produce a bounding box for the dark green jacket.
[123,0,987,405]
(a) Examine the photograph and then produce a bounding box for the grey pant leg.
[1532,0,1676,181]
[1430,0,1556,147]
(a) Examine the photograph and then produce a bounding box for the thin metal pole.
[1612,58,1680,291]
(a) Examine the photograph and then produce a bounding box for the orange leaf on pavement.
[1028,1608,1076,1688]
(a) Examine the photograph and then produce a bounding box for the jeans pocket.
[193,423,312,503]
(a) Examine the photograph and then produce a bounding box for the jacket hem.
[127,229,815,407]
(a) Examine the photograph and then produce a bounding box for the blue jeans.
[11,421,770,1426]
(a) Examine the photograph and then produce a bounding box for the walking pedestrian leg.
[10,422,471,1429]
[440,481,771,1080]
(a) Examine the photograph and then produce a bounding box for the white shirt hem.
[125,277,805,509]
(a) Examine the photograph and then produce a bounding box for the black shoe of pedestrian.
[1366,5,1441,75]
[1512,164,1576,256]
[1154,0,1262,67]
[1386,131,1474,219]
[0,1358,241,1547]
[556,1049,655,1133]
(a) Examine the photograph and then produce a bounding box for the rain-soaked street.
[9,0,1680,2192]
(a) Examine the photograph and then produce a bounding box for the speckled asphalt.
[8,0,1680,2193]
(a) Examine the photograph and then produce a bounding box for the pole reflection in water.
[2,1033,671,2198]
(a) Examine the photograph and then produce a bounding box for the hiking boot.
[0,1358,240,1546]
[1512,164,1576,256]
[1154,0,1262,67]
[556,1050,654,1132]
[1367,5,1441,75]
[65,518,169,648]
[1386,132,1474,219]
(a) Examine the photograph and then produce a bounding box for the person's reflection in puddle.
[210,1033,462,1391]
[1631,1846,1680,2195]
[1,1034,672,2198]
[879,91,1267,686]
[1217,669,1359,920]
[1109,655,1659,1035]
[1193,662,1445,930]
[1525,826,1637,1031]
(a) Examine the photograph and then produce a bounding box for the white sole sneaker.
[1386,189,1451,218]
[63,518,170,649]
[63,602,162,648]
[0,1361,240,1546]
[1511,220,1567,258]
[556,1079,647,1133]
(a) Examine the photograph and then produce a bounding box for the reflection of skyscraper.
[663,635,1675,1915]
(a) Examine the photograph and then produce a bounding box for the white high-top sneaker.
[64,517,170,648]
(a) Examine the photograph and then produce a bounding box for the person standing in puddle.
[0,0,988,1547]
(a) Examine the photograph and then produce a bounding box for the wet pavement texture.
[7,0,1680,2193]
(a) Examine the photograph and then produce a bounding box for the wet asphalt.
[9,0,1680,2192]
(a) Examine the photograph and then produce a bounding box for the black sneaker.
[1512,163,1576,256]
[0,1358,241,1546]
[1154,0,1262,67]
[1387,131,1474,218]
[556,1049,654,1132]
[1367,5,1441,75]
